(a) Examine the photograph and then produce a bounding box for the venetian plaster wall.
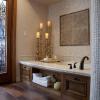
[48,0,91,62]
[16,0,48,81]
[16,0,91,81]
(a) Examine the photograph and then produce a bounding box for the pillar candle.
[47,21,51,27]
[45,33,49,39]
[36,32,40,39]
[40,23,43,29]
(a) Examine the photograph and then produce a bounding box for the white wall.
[16,0,48,81]
[48,0,91,62]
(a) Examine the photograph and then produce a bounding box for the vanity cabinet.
[20,64,32,82]
[20,64,90,100]
[62,73,90,100]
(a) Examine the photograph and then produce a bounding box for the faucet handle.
[73,62,77,68]
[68,64,73,69]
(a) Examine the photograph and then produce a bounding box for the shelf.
[20,64,90,100]
[31,82,61,97]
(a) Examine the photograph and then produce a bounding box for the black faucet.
[68,64,73,69]
[79,56,89,70]
[73,62,77,68]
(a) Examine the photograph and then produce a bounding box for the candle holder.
[39,28,44,60]
[35,21,52,61]
[35,35,40,61]
[46,21,52,57]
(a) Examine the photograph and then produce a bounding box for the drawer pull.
[23,66,26,69]
[23,66,30,70]
[74,78,80,81]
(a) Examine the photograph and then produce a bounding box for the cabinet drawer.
[62,74,90,100]
[21,75,30,81]
[22,66,30,71]
[22,70,30,75]
[64,80,87,96]
[63,74,88,83]
[20,65,32,82]
[22,75,30,79]
[21,65,32,76]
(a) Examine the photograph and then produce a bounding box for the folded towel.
[32,73,42,77]
[32,79,50,87]
[32,73,56,87]
[39,76,51,81]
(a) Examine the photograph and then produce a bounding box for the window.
[0,0,7,73]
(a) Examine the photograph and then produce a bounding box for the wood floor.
[0,82,58,100]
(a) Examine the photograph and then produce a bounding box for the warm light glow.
[36,32,40,39]
[45,33,49,39]
[47,21,51,27]
[40,23,43,29]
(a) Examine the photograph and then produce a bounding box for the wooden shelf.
[31,82,61,97]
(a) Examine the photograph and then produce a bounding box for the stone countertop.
[19,61,91,77]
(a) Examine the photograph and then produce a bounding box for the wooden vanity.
[20,61,90,100]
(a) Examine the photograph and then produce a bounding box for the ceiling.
[33,0,61,6]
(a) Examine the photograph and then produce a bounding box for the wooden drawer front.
[22,70,30,75]
[64,74,88,83]
[20,65,32,82]
[22,66,32,76]
[62,74,89,100]
[22,66,30,71]
[22,76,30,80]
[21,75,30,82]
[64,80,87,96]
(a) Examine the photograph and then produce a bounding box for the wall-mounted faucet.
[79,56,89,70]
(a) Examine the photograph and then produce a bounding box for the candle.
[45,33,49,39]
[36,32,40,39]
[40,23,43,29]
[47,21,51,27]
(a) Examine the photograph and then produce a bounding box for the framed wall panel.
[60,9,90,46]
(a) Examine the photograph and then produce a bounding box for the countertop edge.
[19,61,91,77]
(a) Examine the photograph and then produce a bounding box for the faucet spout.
[79,56,89,70]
